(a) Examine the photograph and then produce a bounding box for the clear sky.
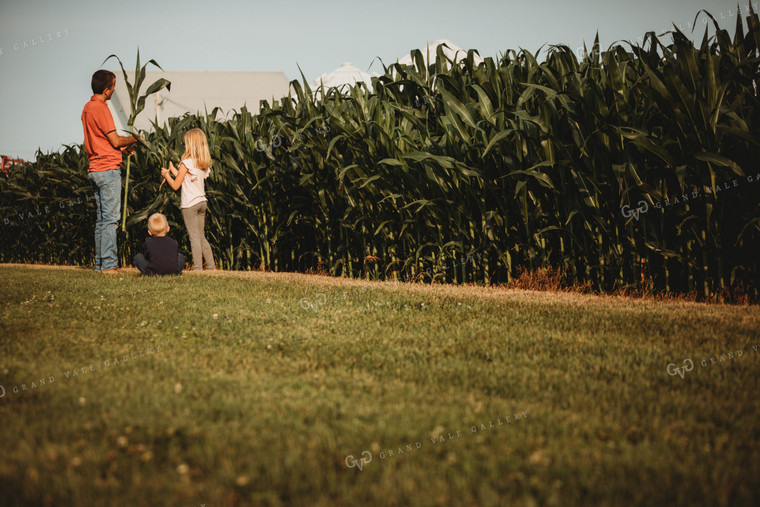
[0,0,749,161]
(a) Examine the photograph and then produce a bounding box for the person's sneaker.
[101,268,123,275]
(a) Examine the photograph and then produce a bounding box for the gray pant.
[181,201,215,270]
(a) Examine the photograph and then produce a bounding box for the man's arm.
[105,130,138,149]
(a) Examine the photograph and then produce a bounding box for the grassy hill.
[0,264,758,506]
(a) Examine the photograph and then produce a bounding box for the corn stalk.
[102,50,170,231]
[2,12,759,298]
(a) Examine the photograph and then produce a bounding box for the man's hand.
[121,145,136,156]
[106,131,140,149]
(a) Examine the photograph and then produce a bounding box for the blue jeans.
[88,168,121,271]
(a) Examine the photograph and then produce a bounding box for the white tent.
[110,71,290,134]
[311,62,378,93]
[397,39,484,68]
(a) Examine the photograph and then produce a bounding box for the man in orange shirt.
[81,70,138,273]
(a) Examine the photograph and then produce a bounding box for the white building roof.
[109,70,291,133]
[311,62,378,93]
[397,39,484,68]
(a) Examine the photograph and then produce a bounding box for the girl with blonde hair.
[161,128,216,270]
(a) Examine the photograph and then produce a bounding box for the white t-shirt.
[180,157,210,209]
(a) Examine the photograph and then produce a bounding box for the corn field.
[2,12,759,298]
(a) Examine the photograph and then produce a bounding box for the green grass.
[0,264,758,506]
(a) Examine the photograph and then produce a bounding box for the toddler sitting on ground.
[133,213,185,276]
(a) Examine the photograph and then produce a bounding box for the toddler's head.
[148,213,170,237]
